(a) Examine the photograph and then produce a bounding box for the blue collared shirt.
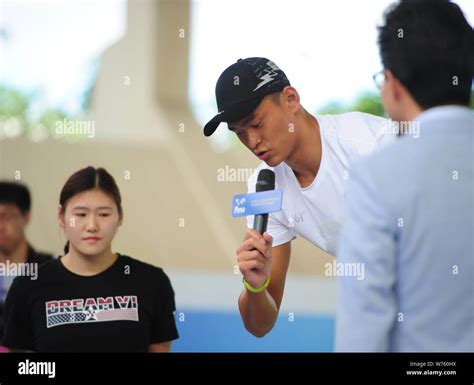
[335,106,474,352]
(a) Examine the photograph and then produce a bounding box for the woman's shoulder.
[117,254,169,280]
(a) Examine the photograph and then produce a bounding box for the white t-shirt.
[246,112,396,255]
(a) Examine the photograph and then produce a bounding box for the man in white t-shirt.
[204,57,395,337]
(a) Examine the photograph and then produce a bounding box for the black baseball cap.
[204,57,291,137]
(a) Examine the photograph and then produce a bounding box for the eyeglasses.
[372,70,386,90]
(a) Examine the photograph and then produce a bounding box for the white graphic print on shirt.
[45,295,139,328]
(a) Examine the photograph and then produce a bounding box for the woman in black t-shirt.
[2,166,179,352]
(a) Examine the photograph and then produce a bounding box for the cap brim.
[203,97,264,137]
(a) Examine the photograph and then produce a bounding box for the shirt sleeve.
[1,277,35,351]
[150,270,179,344]
[335,159,397,352]
[246,169,296,247]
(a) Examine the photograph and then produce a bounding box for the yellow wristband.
[243,276,270,293]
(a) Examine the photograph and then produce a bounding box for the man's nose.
[248,130,262,151]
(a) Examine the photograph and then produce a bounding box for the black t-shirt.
[2,254,179,352]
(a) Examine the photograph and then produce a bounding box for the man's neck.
[404,108,424,122]
[0,240,29,264]
[285,113,322,188]
[61,247,118,276]
[399,98,424,122]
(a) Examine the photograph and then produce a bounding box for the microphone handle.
[253,213,269,234]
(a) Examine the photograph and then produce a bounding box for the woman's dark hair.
[60,167,123,254]
[378,0,473,109]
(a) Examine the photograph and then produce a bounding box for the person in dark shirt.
[0,181,54,344]
[2,167,179,352]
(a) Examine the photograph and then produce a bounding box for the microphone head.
[256,169,275,192]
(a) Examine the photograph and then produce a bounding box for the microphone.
[253,169,275,234]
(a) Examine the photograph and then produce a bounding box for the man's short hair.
[0,181,31,215]
[268,92,281,105]
[378,0,473,109]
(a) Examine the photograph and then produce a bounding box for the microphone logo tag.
[231,190,283,217]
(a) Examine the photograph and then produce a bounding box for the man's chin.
[0,243,16,256]
[263,156,282,168]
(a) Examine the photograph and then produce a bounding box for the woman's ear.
[58,205,65,228]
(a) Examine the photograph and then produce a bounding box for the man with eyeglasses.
[336,0,473,351]
[204,58,397,337]
[0,182,54,344]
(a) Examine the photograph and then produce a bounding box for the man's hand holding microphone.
[236,169,287,337]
